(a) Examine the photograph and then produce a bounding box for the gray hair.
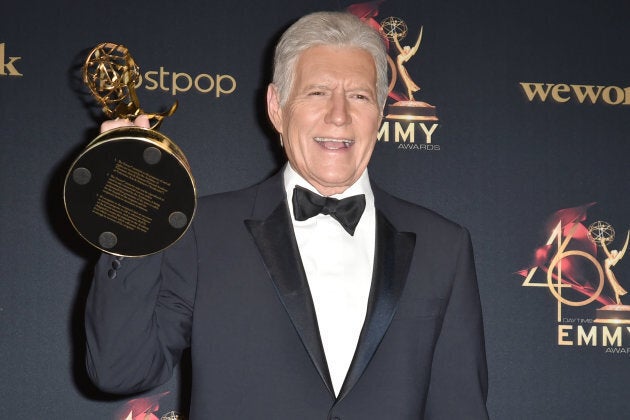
[272,11,388,109]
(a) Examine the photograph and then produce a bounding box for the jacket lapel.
[244,175,416,400]
[337,209,416,401]
[244,174,335,396]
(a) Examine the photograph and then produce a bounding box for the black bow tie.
[292,185,366,235]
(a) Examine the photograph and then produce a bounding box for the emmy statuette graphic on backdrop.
[588,222,630,324]
[380,17,438,122]
[64,43,196,257]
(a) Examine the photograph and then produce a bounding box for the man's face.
[267,45,382,196]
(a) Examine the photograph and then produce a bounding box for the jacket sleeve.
[84,225,198,394]
[424,227,489,419]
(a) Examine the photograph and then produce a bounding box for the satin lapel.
[337,210,416,401]
[244,187,334,397]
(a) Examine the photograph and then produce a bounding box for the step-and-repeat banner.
[2,0,628,418]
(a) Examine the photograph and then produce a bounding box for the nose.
[324,93,351,126]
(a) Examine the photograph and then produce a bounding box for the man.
[86,11,489,419]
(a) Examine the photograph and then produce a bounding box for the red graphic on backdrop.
[517,203,616,307]
[347,1,386,33]
[515,203,630,348]
[114,391,170,420]
[347,1,407,103]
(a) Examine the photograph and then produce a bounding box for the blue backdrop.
[2,0,629,418]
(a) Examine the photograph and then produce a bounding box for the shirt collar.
[282,163,373,201]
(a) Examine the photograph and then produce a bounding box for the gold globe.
[380,17,408,41]
[587,220,615,246]
[82,43,140,118]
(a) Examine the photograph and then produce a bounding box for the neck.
[286,164,367,197]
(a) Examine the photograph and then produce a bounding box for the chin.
[316,174,357,189]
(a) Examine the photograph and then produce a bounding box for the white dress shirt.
[283,164,376,395]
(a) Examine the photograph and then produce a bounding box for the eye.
[350,92,373,102]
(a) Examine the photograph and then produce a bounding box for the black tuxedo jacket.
[85,171,488,419]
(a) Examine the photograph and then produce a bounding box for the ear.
[266,84,284,134]
[267,83,282,134]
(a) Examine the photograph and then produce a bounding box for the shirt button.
[107,269,117,279]
[111,259,121,269]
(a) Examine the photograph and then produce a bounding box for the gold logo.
[83,42,177,127]
[348,4,440,149]
[519,82,630,105]
[374,17,440,150]
[517,204,630,349]
[380,17,438,122]
[587,221,630,323]
[0,43,23,77]
[134,67,236,97]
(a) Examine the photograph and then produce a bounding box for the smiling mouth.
[314,137,354,149]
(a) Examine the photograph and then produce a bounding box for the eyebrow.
[301,82,375,94]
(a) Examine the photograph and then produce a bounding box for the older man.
[86,11,488,419]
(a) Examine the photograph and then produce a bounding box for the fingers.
[134,115,151,128]
[100,115,151,133]
[100,118,133,133]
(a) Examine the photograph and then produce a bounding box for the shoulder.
[190,171,285,229]
[373,184,467,240]
[197,184,257,210]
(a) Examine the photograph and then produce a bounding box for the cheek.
[285,115,320,150]
[358,144,376,167]
[284,109,308,136]
[282,124,312,166]
[358,120,380,150]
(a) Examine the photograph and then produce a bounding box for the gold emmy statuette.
[589,221,630,324]
[380,17,438,121]
[63,43,196,257]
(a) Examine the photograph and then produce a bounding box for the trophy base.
[385,100,439,121]
[594,305,630,324]
[64,127,196,257]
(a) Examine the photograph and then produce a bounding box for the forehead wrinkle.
[298,80,375,95]
[295,46,375,80]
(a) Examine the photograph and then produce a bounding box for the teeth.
[314,137,354,148]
